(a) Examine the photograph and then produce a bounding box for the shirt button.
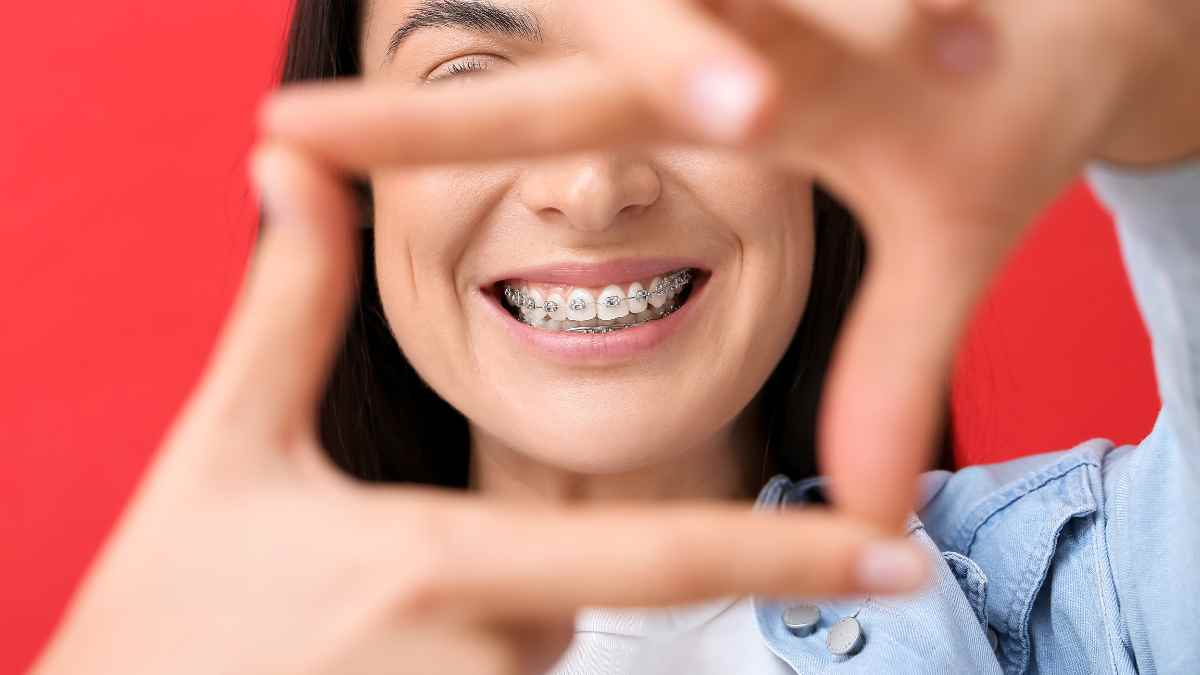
[782,603,821,637]
[827,616,865,657]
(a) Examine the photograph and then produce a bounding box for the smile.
[480,258,710,365]
[500,268,695,333]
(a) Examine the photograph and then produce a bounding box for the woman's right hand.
[31,145,927,675]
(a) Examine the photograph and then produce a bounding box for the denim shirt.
[751,158,1200,674]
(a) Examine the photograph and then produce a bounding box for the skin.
[32,1,1200,674]
[365,0,815,501]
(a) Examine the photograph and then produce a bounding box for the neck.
[467,401,773,504]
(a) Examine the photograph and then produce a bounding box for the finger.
[769,0,917,50]
[261,60,681,174]
[816,208,1004,532]
[911,0,976,13]
[188,144,359,441]
[258,5,921,174]
[568,0,780,144]
[358,490,931,620]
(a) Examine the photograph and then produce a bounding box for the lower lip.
[480,276,707,366]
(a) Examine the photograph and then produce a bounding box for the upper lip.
[483,257,708,288]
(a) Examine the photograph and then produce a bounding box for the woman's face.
[361,0,815,475]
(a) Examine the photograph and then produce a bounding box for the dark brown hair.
[277,0,951,488]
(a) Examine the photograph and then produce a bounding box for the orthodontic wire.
[507,273,690,311]
[504,269,693,313]
[559,302,680,333]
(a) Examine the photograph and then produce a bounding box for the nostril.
[534,206,569,224]
[619,203,648,219]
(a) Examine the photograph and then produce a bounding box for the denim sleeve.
[1086,157,1200,674]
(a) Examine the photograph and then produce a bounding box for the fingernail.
[686,61,768,144]
[857,541,930,593]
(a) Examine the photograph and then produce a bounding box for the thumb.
[186,143,360,447]
[818,210,1001,531]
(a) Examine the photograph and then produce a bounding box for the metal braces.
[503,268,693,314]
[561,302,679,333]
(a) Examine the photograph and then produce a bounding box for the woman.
[32,0,1199,673]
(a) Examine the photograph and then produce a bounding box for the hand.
[260,0,1200,532]
[32,145,929,675]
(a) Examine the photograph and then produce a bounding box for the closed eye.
[426,54,505,83]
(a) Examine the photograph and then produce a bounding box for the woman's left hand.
[261,0,1200,532]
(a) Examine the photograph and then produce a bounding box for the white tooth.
[545,320,562,331]
[532,288,551,321]
[627,282,648,314]
[514,284,529,314]
[596,285,629,321]
[566,288,596,321]
[521,288,547,321]
[648,277,667,308]
[545,292,568,321]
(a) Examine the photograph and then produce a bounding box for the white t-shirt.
[547,595,794,674]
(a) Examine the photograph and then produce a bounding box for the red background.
[0,2,1160,673]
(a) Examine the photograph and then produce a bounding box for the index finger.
[358,489,932,620]
[261,59,676,172]
[257,0,923,172]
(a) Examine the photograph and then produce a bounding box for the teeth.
[596,285,629,321]
[627,282,648,314]
[648,277,667,308]
[566,288,597,321]
[502,268,694,332]
[545,292,568,321]
[522,288,547,322]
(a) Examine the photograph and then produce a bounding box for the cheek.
[372,168,499,288]
[676,153,817,403]
[677,150,813,251]
[676,149,816,314]
[369,167,512,389]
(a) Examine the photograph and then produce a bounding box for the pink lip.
[484,257,707,287]
[479,271,708,366]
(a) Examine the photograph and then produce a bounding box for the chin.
[514,428,695,476]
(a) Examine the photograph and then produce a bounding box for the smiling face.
[359,0,815,482]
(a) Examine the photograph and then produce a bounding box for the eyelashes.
[447,58,490,76]
[427,55,495,83]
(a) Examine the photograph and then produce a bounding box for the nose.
[516,151,662,232]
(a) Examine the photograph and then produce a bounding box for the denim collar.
[756,472,951,534]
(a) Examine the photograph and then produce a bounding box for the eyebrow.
[383,0,542,64]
